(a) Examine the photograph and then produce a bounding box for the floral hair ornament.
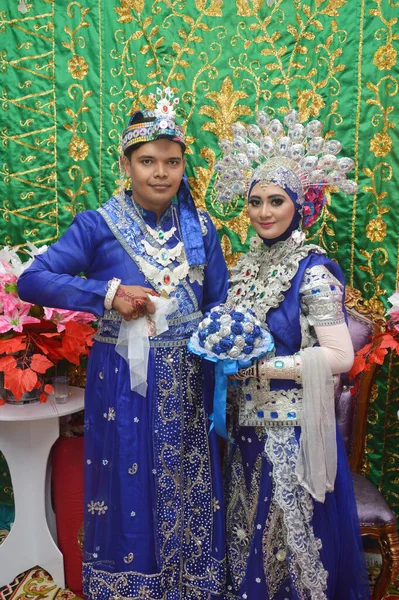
[121,87,185,153]
[214,109,357,227]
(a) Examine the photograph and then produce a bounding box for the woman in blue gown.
[215,110,370,599]
[18,92,229,600]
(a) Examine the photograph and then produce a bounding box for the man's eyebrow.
[137,154,182,160]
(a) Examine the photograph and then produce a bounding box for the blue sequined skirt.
[82,320,226,599]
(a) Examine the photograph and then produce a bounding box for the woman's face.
[247,182,296,240]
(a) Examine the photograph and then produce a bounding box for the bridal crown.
[214,110,357,207]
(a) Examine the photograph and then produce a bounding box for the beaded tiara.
[122,87,185,153]
[214,109,357,205]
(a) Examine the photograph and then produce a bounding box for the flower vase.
[0,372,41,405]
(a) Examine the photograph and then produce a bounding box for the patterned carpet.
[0,567,82,600]
[0,564,399,599]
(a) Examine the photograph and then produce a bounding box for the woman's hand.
[112,285,159,321]
[229,363,258,380]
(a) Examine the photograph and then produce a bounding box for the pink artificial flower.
[0,304,40,333]
[43,307,94,332]
[0,271,18,292]
[0,290,34,316]
[389,310,399,322]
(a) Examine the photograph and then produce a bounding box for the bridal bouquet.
[188,303,274,439]
[190,303,271,361]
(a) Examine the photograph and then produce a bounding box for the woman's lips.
[259,222,275,227]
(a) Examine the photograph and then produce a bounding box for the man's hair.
[123,113,185,161]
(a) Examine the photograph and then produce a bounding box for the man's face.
[122,139,186,218]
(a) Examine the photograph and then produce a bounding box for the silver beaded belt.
[94,310,203,348]
[237,384,303,427]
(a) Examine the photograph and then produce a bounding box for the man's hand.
[112,285,158,321]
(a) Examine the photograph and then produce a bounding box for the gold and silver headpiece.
[214,109,357,205]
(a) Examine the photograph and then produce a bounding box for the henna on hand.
[115,287,147,316]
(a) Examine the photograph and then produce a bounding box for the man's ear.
[120,154,131,176]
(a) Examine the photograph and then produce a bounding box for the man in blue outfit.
[18,88,229,600]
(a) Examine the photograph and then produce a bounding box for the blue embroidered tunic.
[17,194,229,600]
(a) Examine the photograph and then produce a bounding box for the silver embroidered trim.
[264,428,328,599]
[228,237,324,323]
[198,210,209,236]
[102,309,203,326]
[93,334,190,348]
[237,386,303,427]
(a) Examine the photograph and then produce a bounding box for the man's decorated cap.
[122,87,185,153]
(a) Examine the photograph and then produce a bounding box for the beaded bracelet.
[104,277,121,310]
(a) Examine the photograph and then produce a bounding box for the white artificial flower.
[234,336,246,349]
[387,292,399,315]
[250,236,262,250]
[219,326,230,337]
[291,229,305,244]
[204,340,213,351]
[228,347,241,359]
[154,98,176,120]
[220,314,232,326]
[25,241,48,258]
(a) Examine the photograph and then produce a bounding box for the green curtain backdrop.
[1,0,399,522]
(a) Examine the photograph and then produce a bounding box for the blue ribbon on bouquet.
[187,326,274,443]
[209,358,252,441]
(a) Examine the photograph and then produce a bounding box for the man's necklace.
[130,199,191,294]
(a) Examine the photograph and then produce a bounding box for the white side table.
[0,387,84,588]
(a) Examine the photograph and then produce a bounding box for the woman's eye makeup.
[248,197,262,206]
[270,197,285,206]
[248,196,286,207]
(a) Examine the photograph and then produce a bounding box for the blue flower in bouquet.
[207,321,220,334]
[210,311,221,321]
[190,302,274,362]
[219,338,234,352]
[231,311,245,322]
[231,322,243,335]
